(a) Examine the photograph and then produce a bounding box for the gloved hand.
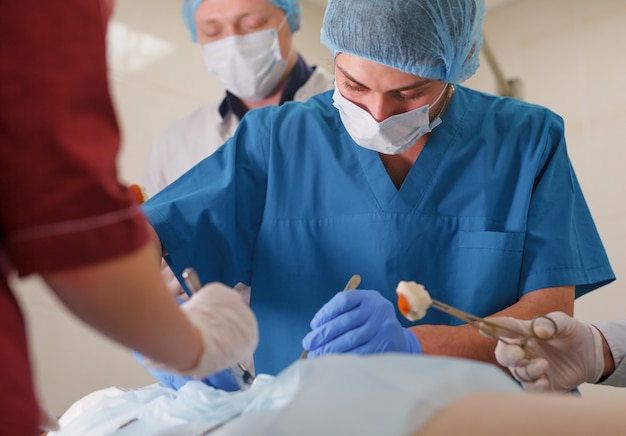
[133,351,240,391]
[161,258,188,300]
[489,311,604,392]
[147,282,259,380]
[302,289,421,358]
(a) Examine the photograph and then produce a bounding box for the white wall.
[14,0,626,417]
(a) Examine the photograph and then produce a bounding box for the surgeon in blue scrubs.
[141,0,615,379]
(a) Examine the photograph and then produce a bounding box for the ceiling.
[304,0,517,11]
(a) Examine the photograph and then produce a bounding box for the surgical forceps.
[181,268,255,390]
[299,274,362,360]
[427,299,559,348]
[427,301,560,384]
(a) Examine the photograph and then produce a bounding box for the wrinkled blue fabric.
[142,87,614,375]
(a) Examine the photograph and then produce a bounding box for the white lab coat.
[594,321,626,387]
[142,67,334,197]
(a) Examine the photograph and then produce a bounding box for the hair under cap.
[321,0,486,83]
[182,0,302,43]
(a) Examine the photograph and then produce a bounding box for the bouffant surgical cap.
[182,0,302,43]
[321,0,486,83]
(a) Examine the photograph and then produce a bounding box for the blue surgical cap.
[182,0,302,43]
[321,0,486,83]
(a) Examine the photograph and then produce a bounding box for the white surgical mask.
[332,84,448,155]
[201,17,288,101]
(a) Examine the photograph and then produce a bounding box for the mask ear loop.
[276,13,296,64]
[431,83,454,120]
[276,14,289,33]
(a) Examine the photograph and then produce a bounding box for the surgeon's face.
[194,0,293,59]
[335,53,448,123]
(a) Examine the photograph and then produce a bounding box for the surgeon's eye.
[395,86,429,101]
[396,91,423,101]
[342,81,366,93]
[198,22,223,40]
[241,15,268,32]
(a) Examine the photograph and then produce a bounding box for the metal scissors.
[427,298,558,347]
[181,268,255,390]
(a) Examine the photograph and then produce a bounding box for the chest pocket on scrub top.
[454,230,525,315]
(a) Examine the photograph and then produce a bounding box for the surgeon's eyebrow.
[336,64,432,92]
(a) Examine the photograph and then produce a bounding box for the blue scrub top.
[143,86,615,375]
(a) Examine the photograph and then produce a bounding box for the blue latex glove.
[302,289,422,358]
[131,350,240,392]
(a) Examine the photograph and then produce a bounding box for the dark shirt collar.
[218,54,315,120]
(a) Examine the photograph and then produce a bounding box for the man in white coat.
[142,0,334,197]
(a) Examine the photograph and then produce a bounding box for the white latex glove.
[161,258,187,300]
[490,311,604,392]
[149,282,258,379]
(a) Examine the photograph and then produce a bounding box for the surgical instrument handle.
[299,274,361,360]
[181,267,254,390]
